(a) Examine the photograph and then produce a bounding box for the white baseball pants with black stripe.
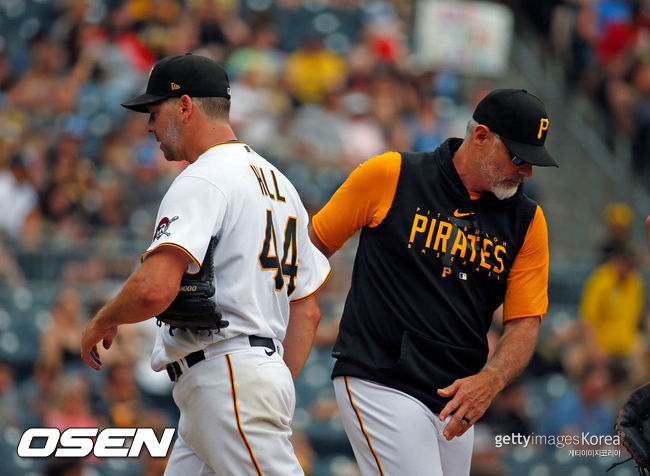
[334,376,473,476]
[164,337,303,476]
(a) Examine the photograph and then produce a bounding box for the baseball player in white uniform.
[81,54,330,475]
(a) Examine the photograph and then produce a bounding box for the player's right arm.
[81,246,191,370]
[309,152,401,257]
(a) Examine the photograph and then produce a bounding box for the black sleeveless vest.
[331,138,538,414]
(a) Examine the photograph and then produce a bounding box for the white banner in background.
[414,0,514,77]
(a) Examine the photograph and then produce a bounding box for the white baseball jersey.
[142,141,331,371]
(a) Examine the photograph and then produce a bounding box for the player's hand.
[437,369,502,440]
[80,321,117,371]
[645,215,650,251]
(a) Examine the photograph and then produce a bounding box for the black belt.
[166,336,276,382]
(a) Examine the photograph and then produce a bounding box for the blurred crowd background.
[0,0,648,475]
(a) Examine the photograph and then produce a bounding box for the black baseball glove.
[608,382,650,474]
[157,236,229,335]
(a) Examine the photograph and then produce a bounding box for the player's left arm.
[438,205,548,440]
[81,246,191,370]
[310,152,401,257]
[283,200,331,379]
[309,226,335,258]
[283,294,322,380]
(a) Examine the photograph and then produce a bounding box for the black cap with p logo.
[472,89,557,167]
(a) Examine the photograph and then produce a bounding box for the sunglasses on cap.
[511,155,527,166]
[501,138,528,166]
[489,128,528,166]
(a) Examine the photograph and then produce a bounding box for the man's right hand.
[80,321,117,371]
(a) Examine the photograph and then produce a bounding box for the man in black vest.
[309,89,557,475]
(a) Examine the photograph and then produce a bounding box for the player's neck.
[186,123,238,163]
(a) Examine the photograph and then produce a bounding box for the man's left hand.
[80,322,117,371]
[437,368,502,440]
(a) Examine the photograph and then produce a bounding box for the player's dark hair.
[193,97,230,122]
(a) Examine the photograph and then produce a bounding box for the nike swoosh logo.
[453,209,474,218]
[265,349,275,356]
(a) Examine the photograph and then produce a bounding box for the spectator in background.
[631,58,650,186]
[288,91,346,168]
[226,25,285,82]
[228,68,289,152]
[88,177,130,228]
[599,202,634,262]
[0,360,21,429]
[579,244,644,357]
[37,134,96,242]
[542,362,615,437]
[123,0,182,27]
[481,377,532,436]
[17,359,62,427]
[285,35,347,105]
[369,70,417,149]
[5,37,95,115]
[0,243,27,288]
[545,0,650,175]
[103,4,159,72]
[339,91,387,169]
[290,428,318,475]
[191,0,247,49]
[409,95,448,152]
[44,374,101,430]
[99,362,147,428]
[0,155,39,240]
[124,141,166,209]
[0,52,17,92]
[40,287,88,369]
[136,409,174,476]
[226,25,289,152]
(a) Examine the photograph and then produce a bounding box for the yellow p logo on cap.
[537,118,549,139]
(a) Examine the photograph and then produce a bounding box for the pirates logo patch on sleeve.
[154,216,179,240]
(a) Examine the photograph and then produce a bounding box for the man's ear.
[473,124,491,146]
[179,95,193,121]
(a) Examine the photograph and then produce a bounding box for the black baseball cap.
[472,89,558,167]
[121,53,231,113]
